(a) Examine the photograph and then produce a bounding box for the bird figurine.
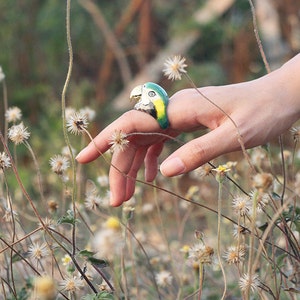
[130,82,169,129]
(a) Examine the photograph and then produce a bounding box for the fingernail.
[75,148,87,160]
[160,157,186,177]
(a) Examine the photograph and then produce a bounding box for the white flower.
[61,254,72,266]
[60,276,84,292]
[239,273,260,293]
[5,107,22,123]
[85,194,102,210]
[232,195,252,216]
[66,111,88,135]
[163,55,187,81]
[93,228,123,260]
[109,130,129,152]
[28,242,49,261]
[79,106,96,121]
[155,270,173,287]
[0,152,11,170]
[8,122,30,145]
[49,155,70,175]
[188,242,214,264]
[290,127,300,142]
[223,245,245,264]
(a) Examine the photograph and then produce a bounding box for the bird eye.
[148,91,156,97]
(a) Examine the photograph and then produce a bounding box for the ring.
[130,82,169,129]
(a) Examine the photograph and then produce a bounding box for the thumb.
[160,123,239,177]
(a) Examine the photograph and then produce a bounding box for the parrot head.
[130,82,169,129]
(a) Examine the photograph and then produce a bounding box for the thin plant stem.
[247,0,271,74]
[24,140,45,202]
[61,0,77,257]
[198,262,204,300]
[216,178,227,300]
[2,79,8,144]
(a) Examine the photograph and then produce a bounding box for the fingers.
[76,110,160,164]
[160,122,240,177]
[109,146,148,207]
[144,143,164,182]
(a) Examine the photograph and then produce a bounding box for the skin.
[76,54,300,207]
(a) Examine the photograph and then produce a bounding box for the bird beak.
[130,85,143,102]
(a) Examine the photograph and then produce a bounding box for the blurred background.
[0,0,300,164]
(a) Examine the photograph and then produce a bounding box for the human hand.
[76,59,300,206]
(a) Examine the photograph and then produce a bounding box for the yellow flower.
[34,276,56,300]
[105,216,121,230]
[62,254,72,266]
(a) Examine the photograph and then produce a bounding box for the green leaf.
[57,210,80,225]
[82,291,115,300]
[79,249,96,258]
[88,257,108,268]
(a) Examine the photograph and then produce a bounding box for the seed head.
[155,270,173,287]
[239,273,260,293]
[49,155,70,175]
[8,122,30,145]
[28,242,49,261]
[66,111,88,135]
[5,107,22,123]
[163,55,187,81]
[0,152,11,170]
[109,130,129,152]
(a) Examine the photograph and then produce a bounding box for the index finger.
[76,110,161,163]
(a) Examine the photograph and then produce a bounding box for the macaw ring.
[130,82,170,129]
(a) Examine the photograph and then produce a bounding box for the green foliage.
[58,209,80,225]
[82,292,115,300]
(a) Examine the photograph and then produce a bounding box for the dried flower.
[61,146,77,157]
[47,200,58,213]
[252,173,273,192]
[191,164,213,179]
[249,190,269,213]
[155,270,173,287]
[49,155,70,175]
[34,275,56,300]
[28,242,49,261]
[232,195,252,216]
[66,111,88,135]
[223,245,245,264]
[79,106,96,121]
[5,107,22,123]
[188,242,214,264]
[109,130,129,152]
[8,122,30,145]
[85,193,102,210]
[38,217,55,230]
[239,273,260,293]
[60,276,84,293]
[3,208,18,223]
[93,228,123,260]
[0,152,11,170]
[233,224,249,239]
[163,55,187,81]
[290,127,300,142]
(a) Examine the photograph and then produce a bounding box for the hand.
[76,57,300,206]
